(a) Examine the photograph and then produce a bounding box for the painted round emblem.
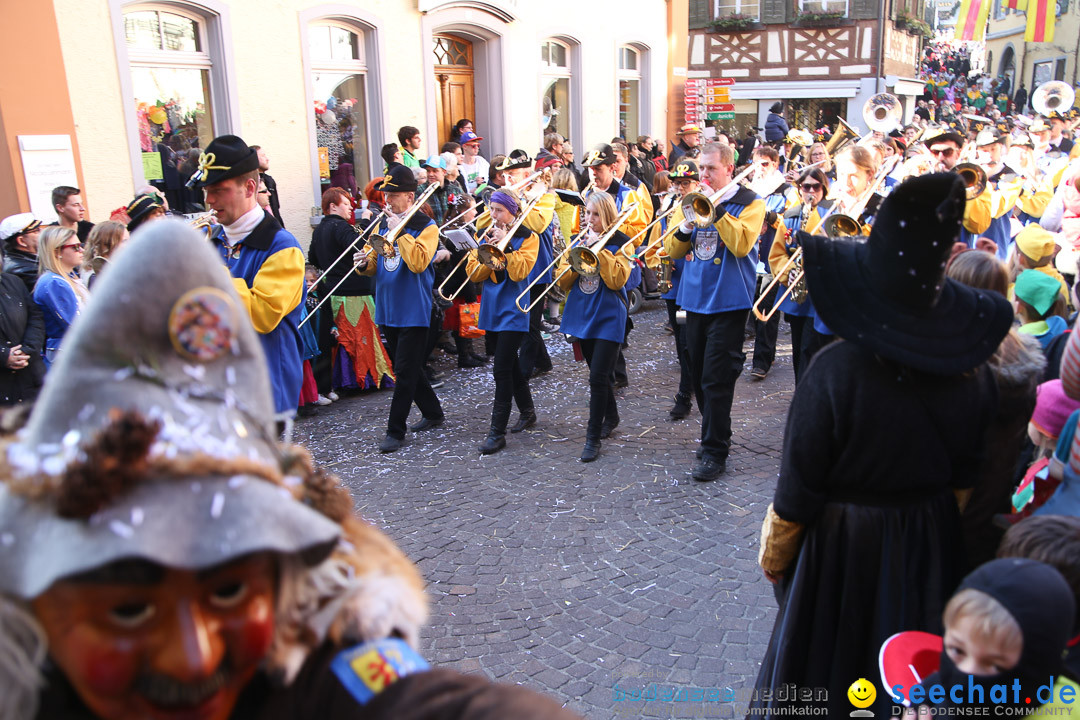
[694,229,719,261]
[577,274,601,295]
[383,255,401,272]
[168,287,238,362]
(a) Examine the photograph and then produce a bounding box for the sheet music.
[444,229,477,251]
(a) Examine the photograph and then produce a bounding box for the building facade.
[1,0,670,243]
[683,0,925,138]
[984,0,1080,108]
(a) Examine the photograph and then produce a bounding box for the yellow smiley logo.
[847,678,876,709]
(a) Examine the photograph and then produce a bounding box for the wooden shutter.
[689,0,712,27]
[850,0,880,19]
[761,0,789,23]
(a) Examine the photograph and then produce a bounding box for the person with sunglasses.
[31,226,89,369]
[925,127,993,250]
[769,168,835,384]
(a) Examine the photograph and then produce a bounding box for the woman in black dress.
[750,174,1014,718]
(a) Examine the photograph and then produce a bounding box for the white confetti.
[210,492,225,519]
[77,404,96,422]
[183,364,207,381]
[131,507,144,526]
[1,533,14,547]
[228,476,247,489]
[109,520,134,539]
[226,366,237,386]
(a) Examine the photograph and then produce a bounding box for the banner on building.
[954,0,990,41]
[1024,0,1054,42]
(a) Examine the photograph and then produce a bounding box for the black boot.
[669,394,692,421]
[599,412,620,439]
[510,406,537,433]
[456,335,485,368]
[580,437,601,462]
[479,401,512,454]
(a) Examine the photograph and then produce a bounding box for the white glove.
[434,248,451,263]
[679,219,695,234]
[352,251,368,269]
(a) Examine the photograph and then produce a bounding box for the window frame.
[539,36,580,146]
[796,0,849,15]
[615,43,650,141]
[715,0,762,20]
[111,0,240,188]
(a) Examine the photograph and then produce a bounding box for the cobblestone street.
[296,302,795,719]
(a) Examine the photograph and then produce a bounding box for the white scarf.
[223,205,265,246]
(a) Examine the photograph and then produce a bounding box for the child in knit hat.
[1015,224,1069,302]
[1015,270,1069,350]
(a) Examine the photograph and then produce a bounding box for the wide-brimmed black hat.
[799,172,1013,375]
[126,192,164,232]
[186,134,260,188]
[495,149,532,171]
[380,163,418,193]
[924,126,965,147]
[583,143,616,167]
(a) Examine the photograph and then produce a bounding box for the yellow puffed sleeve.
[522,192,556,234]
[597,248,631,292]
[1019,178,1054,218]
[617,193,649,240]
[717,197,766,259]
[232,246,305,335]
[963,187,992,234]
[506,231,539,283]
[397,223,439,274]
[768,229,795,283]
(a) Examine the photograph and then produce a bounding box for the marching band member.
[356,164,446,453]
[832,145,882,233]
[977,128,1014,183]
[770,167,833,384]
[926,127,993,241]
[192,134,305,424]
[1011,133,1057,225]
[665,142,766,482]
[556,192,631,462]
[485,150,557,379]
[465,188,539,454]
[662,159,700,421]
[749,145,795,380]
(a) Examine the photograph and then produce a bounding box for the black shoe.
[599,414,620,439]
[692,457,727,481]
[437,341,458,355]
[409,415,445,432]
[378,435,403,453]
[580,439,601,462]
[750,366,769,380]
[510,408,537,433]
[530,363,553,379]
[612,378,629,389]
[695,446,703,460]
[479,433,506,454]
[669,399,692,421]
[470,353,490,364]
[458,354,486,368]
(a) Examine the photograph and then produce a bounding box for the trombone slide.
[751,248,804,323]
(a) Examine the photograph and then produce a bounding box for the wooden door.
[434,35,475,148]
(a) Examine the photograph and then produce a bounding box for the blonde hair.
[809,142,833,171]
[836,146,879,180]
[586,191,618,230]
[550,168,579,192]
[37,227,89,304]
[944,588,1023,656]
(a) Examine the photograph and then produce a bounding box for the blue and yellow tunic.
[465,225,538,333]
[358,213,439,329]
[210,212,305,414]
[557,230,632,344]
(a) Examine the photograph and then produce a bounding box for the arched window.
[541,39,573,141]
[309,21,373,196]
[617,46,642,141]
[121,4,223,210]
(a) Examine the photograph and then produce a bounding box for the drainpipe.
[876,0,887,92]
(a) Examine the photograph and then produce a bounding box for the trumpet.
[678,164,757,229]
[369,183,440,259]
[515,203,638,313]
[188,211,218,239]
[305,207,389,296]
[955,162,988,200]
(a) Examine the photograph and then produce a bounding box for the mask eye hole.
[110,603,155,628]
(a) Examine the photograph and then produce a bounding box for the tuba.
[1032,81,1076,118]
[824,116,860,156]
[862,93,903,134]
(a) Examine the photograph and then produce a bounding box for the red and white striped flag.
[954,0,991,41]
[1025,0,1054,42]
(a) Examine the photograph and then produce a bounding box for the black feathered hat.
[379,163,419,193]
[186,134,261,188]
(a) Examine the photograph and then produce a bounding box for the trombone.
[305,207,389,296]
[436,193,545,302]
[369,183,440,259]
[514,203,639,313]
[677,164,758,231]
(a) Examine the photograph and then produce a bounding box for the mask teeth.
[138,666,229,708]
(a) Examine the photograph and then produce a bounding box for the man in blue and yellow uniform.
[357,164,446,453]
[665,142,765,482]
[191,134,305,423]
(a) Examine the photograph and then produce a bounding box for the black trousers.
[614,317,632,385]
[313,301,335,395]
[424,303,444,363]
[579,338,620,441]
[382,326,444,439]
[685,309,748,462]
[665,299,693,402]
[518,286,552,376]
[751,279,780,371]
[489,330,533,409]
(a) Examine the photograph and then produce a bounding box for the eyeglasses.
[258,189,270,195]
[60,243,84,251]
[929,147,956,157]
[801,182,822,191]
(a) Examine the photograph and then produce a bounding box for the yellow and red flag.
[1024,0,1054,42]
[954,0,991,41]
[1004,0,1027,9]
